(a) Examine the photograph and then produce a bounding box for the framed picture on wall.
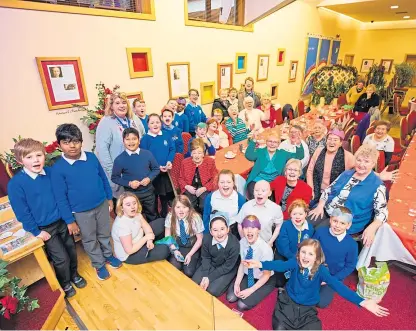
[270,83,279,100]
[167,62,191,99]
[257,55,269,81]
[217,63,233,94]
[126,48,154,79]
[235,53,247,74]
[200,81,216,105]
[277,48,286,66]
[36,57,88,111]
[126,91,144,111]
[337,59,343,65]
[288,60,298,83]
[360,59,374,73]
[380,59,394,74]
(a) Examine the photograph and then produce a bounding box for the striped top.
[225,117,248,144]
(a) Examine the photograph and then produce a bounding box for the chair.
[366,126,375,135]
[221,123,233,146]
[297,100,305,117]
[181,132,192,155]
[350,135,361,155]
[344,125,356,143]
[391,117,410,164]
[406,111,416,135]
[337,93,347,107]
[169,153,184,196]
[344,118,355,131]
[275,107,283,125]
[375,151,385,173]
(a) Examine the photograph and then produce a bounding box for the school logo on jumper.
[172,136,178,141]
[303,234,310,240]
[175,121,179,126]
[164,140,168,146]
[199,110,202,114]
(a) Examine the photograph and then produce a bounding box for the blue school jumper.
[139,131,175,166]
[185,103,207,134]
[163,124,184,153]
[277,220,314,259]
[138,115,149,133]
[174,112,190,133]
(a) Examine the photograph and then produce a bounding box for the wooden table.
[0,196,60,291]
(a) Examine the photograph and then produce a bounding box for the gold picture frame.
[257,54,270,81]
[380,59,394,74]
[217,63,233,94]
[200,81,216,105]
[270,83,279,100]
[235,53,247,74]
[288,60,298,83]
[125,91,144,110]
[167,62,191,99]
[360,59,374,73]
[277,48,286,66]
[126,47,154,78]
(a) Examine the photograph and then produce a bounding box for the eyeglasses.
[286,168,299,173]
[266,140,279,144]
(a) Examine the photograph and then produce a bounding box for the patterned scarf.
[312,147,345,201]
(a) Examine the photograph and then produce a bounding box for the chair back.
[181,132,192,155]
[400,116,409,145]
[375,151,385,173]
[344,117,354,131]
[406,110,416,135]
[297,100,305,117]
[169,153,184,196]
[344,125,355,142]
[350,135,361,155]
[221,124,233,146]
[275,107,283,125]
[366,126,375,136]
[337,93,347,107]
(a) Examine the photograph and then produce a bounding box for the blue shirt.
[277,220,314,259]
[138,115,149,133]
[51,152,113,223]
[8,167,61,236]
[139,131,175,166]
[163,125,184,153]
[184,103,207,133]
[174,112,190,133]
[185,137,216,158]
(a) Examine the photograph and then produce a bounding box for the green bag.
[357,262,390,302]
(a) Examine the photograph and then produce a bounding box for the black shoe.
[63,284,76,298]
[71,275,87,289]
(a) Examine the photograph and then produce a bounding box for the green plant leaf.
[28,299,40,311]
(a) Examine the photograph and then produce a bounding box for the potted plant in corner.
[0,259,40,329]
[394,62,416,90]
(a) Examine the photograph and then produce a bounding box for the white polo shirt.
[240,237,274,279]
[278,139,310,168]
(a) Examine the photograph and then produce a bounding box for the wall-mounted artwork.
[288,60,298,83]
[257,54,270,81]
[200,81,216,105]
[301,36,319,95]
[217,63,233,94]
[330,40,341,65]
[337,59,343,65]
[36,57,88,111]
[277,48,286,66]
[235,53,247,74]
[126,91,144,110]
[126,48,154,78]
[167,62,191,99]
[270,83,279,100]
[360,59,374,73]
[381,59,394,74]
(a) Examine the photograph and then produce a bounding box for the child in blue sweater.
[161,108,184,153]
[184,89,207,136]
[8,139,86,298]
[132,98,148,132]
[313,207,358,308]
[185,123,216,158]
[140,114,175,218]
[175,97,190,133]
[111,128,160,222]
[276,199,314,287]
[244,239,389,330]
[51,124,122,281]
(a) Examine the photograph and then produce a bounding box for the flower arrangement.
[0,259,39,320]
[0,137,61,172]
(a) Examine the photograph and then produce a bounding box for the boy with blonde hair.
[8,139,85,298]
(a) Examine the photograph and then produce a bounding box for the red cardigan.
[178,157,218,193]
[270,176,312,219]
[257,106,283,128]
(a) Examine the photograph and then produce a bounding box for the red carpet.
[219,266,416,330]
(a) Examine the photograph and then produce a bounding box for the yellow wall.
[0,0,413,153]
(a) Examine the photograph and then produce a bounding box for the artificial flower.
[0,296,18,319]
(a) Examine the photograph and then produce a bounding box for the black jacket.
[212,98,230,117]
[354,93,380,113]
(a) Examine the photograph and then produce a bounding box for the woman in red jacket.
[270,159,312,219]
[179,138,218,213]
[257,93,283,128]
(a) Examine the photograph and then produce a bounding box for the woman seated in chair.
[271,159,312,220]
[212,108,231,148]
[353,84,380,123]
[306,122,327,158]
[363,120,394,167]
[257,93,280,128]
[179,138,218,213]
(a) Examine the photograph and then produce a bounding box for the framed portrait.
[380,59,394,74]
[200,81,216,105]
[126,91,144,111]
[217,63,233,94]
[235,53,247,74]
[126,48,154,79]
[360,59,374,73]
[277,48,286,66]
[288,60,298,83]
[257,54,270,81]
[270,83,279,100]
[167,62,191,99]
[36,57,88,111]
[337,59,343,65]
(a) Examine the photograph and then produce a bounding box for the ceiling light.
[403,15,410,19]
[390,5,399,9]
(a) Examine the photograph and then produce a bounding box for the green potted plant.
[394,62,416,89]
[0,260,39,329]
[366,64,386,99]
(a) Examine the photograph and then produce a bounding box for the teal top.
[245,139,304,185]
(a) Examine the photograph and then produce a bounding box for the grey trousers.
[74,201,112,269]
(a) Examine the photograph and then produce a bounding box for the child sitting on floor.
[313,206,358,308]
[111,128,160,222]
[192,212,240,297]
[8,138,86,298]
[165,195,204,277]
[185,123,216,157]
[227,215,275,311]
[244,239,389,330]
[161,108,184,153]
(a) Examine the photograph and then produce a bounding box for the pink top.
[307,147,355,193]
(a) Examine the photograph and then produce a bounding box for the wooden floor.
[55,309,80,330]
[62,245,254,330]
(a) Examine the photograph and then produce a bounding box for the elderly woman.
[308,144,390,247]
[96,92,145,201]
[237,77,261,110]
[353,84,380,123]
[212,109,231,148]
[270,159,312,219]
[212,88,231,117]
[179,138,218,213]
[238,96,265,131]
[228,87,239,106]
[363,120,395,166]
[245,131,304,200]
[346,79,366,105]
[225,104,249,144]
[257,93,282,128]
[306,122,327,158]
[278,125,310,169]
[203,169,246,237]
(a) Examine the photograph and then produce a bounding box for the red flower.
[89,123,97,130]
[45,143,57,154]
[1,296,18,319]
[97,109,104,115]
[105,88,111,95]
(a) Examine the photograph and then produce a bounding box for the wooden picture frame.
[125,91,144,110]
[167,62,191,99]
[235,53,247,74]
[277,48,286,66]
[380,59,394,74]
[344,54,355,66]
[200,81,216,105]
[126,48,154,78]
[288,60,298,83]
[257,54,270,81]
[36,57,88,111]
[360,59,374,73]
[217,63,233,94]
[270,83,279,100]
